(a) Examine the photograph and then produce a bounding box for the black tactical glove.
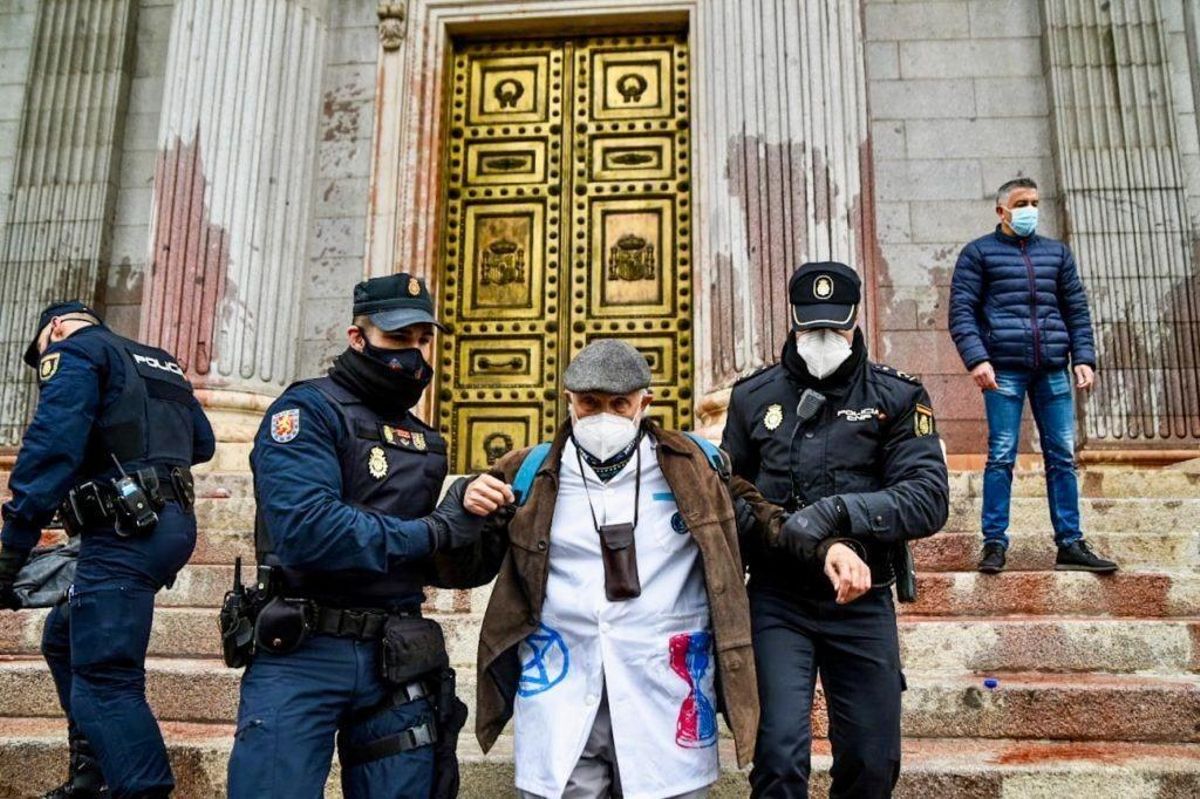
[0,545,31,611]
[775,496,848,562]
[425,476,486,552]
[733,497,758,539]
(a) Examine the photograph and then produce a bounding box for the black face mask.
[329,344,432,416]
[355,329,431,381]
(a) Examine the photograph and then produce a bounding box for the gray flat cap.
[564,339,652,394]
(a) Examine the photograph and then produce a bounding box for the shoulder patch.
[271,409,300,443]
[914,403,936,437]
[733,363,781,393]
[872,363,921,385]
[38,352,61,382]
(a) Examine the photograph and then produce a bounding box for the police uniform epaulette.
[871,362,921,385]
[732,363,781,393]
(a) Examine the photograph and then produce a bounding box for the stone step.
[3,611,1196,678]
[1,658,1196,744]
[187,496,1200,537]
[3,719,1198,799]
[959,469,1200,500]
[912,530,1200,572]
[169,568,1200,619]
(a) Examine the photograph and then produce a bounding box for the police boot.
[42,731,109,799]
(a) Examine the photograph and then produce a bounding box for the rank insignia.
[763,404,784,431]
[38,353,60,382]
[381,425,396,445]
[270,409,300,443]
[411,432,427,451]
[408,277,421,296]
[368,446,388,479]
[914,403,936,437]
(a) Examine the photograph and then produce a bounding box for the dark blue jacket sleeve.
[1057,247,1096,368]
[251,386,434,572]
[949,243,990,370]
[1,341,103,552]
[842,385,950,544]
[190,397,216,465]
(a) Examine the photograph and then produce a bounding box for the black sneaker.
[1055,540,1118,573]
[977,542,1006,574]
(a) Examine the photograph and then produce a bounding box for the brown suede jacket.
[433,421,784,769]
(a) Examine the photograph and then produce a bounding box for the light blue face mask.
[1009,206,1038,237]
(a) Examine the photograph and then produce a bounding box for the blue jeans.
[982,368,1082,549]
[41,503,197,798]
[227,633,435,799]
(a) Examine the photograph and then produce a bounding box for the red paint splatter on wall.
[141,131,229,381]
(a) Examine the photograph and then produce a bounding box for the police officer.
[721,263,950,798]
[0,301,215,799]
[225,274,512,799]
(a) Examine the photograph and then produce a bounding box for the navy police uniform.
[721,264,949,798]
[0,302,215,798]
[226,275,476,799]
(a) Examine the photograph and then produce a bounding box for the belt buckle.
[339,609,367,638]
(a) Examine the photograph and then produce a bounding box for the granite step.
[183,496,1200,538]
[1,659,1196,744]
[6,610,1200,675]
[3,719,1199,799]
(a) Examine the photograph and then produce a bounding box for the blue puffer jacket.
[949,226,1096,372]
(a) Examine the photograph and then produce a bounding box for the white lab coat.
[513,436,720,799]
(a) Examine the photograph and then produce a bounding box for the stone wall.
[297,0,378,379]
[0,0,37,242]
[102,0,175,339]
[864,0,1060,453]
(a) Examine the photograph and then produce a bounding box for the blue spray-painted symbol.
[518,623,570,697]
[671,511,689,535]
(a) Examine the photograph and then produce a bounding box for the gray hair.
[996,177,1038,207]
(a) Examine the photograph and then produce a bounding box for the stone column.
[0,0,139,447]
[1042,0,1200,445]
[141,0,327,439]
[692,0,873,430]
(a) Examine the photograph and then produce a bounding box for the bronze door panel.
[438,35,692,471]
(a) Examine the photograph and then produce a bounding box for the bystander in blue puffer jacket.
[949,225,1096,371]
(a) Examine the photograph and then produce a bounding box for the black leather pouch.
[599,522,641,601]
[253,597,311,655]
[380,615,449,686]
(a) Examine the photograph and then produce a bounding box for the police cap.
[352,273,447,333]
[564,339,652,395]
[788,261,860,331]
[24,301,102,368]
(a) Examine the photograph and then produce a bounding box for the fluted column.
[142,0,327,438]
[1042,0,1200,445]
[693,0,873,429]
[0,0,138,447]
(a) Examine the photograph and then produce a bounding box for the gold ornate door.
[436,34,694,472]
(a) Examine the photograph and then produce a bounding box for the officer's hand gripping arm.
[429,458,520,589]
[837,389,950,545]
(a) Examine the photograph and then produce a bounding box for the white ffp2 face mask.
[796,329,853,379]
[570,408,641,462]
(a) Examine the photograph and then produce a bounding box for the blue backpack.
[510,432,724,507]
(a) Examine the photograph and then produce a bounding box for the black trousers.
[748,586,904,799]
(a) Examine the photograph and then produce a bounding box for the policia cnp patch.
[38,353,60,382]
[914,403,936,437]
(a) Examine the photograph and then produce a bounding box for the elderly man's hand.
[463,474,515,516]
[824,542,871,604]
[1073,364,1095,391]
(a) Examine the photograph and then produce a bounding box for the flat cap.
[788,261,860,331]
[564,339,652,395]
[353,273,447,332]
[25,301,102,367]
